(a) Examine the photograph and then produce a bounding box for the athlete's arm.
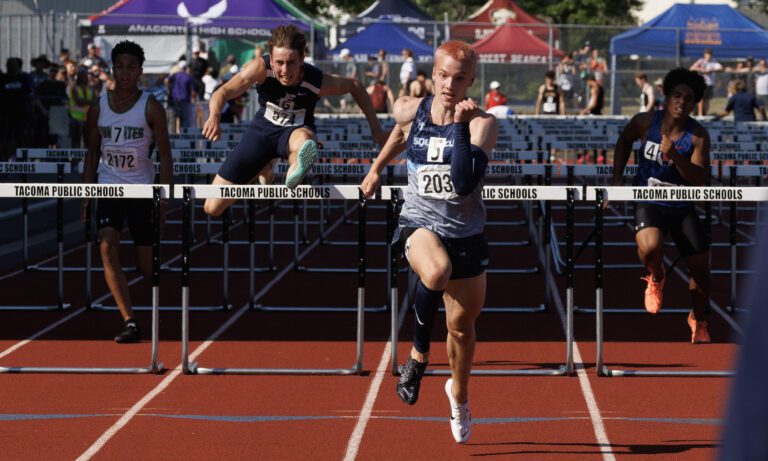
[147,96,172,187]
[611,112,649,186]
[451,99,497,196]
[320,72,388,146]
[203,57,266,141]
[580,85,598,115]
[534,85,544,115]
[81,102,101,221]
[359,96,419,197]
[669,124,710,186]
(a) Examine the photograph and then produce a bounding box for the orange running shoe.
[687,312,711,344]
[641,273,665,314]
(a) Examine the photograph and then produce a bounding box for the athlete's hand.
[360,171,381,198]
[454,98,479,123]
[660,126,673,163]
[202,114,221,141]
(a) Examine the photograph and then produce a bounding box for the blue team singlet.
[253,54,323,130]
[635,110,697,208]
[398,96,486,238]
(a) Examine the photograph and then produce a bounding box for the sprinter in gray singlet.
[361,40,498,444]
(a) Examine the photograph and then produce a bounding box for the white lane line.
[76,212,349,460]
[343,292,409,461]
[548,271,616,461]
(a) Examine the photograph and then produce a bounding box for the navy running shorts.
[397,227,489,280]
[96,198,155,246]
[634,202,709,257]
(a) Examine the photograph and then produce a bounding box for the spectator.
[556,52,579,109]
[29,54,52,90]
[635,73,656,113]
[588,48,607,84]
[201,67,218,101]
[67,68,94,148]
[756,59,768,110]
[535,70,565,115]
[206,49,220,79]
[690,48,723,115]
[80,43,108,71]
[364,54,381,85]
[580,74,604,116]
[653,78,666,111]
[399,48,416,98]
[1,57,33,159]
[58,48,71,65]
[484,80,507,110]
[220,54,238,79]
[377,48,390,83]
[63,59,77,84]
[367,79,395,114]
[716,79,766,122]
[409,70,433,97]
[166,62,196,132]
[189,46,208,97]
[35,66,68,146]
[339,48,357,111]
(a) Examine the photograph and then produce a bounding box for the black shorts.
[96,198,154,246]
[217,121,303,184]
[634,203,709,257]
[703,85,714,101]
[397,227,489,280]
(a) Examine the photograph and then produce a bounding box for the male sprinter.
[610,67,712,343]
[361,41,498,443]
[82,41,172,343]
[202,25,388,217]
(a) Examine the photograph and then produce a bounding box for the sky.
[637,0,739,24]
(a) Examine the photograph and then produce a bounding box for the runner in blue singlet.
[610,67,712,344]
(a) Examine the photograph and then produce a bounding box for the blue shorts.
[397,226,489,280]
[217,121,306,184]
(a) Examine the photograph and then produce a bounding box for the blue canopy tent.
[338,0,442,46]
[608,3,768,113]
[87,0,324,72]
[332,21,434,62]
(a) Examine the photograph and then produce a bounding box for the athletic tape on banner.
[585,186,768,202]
[0,162,70,174]
[381,185,581,201]
[174,184,365,200]
[0,183,169,199]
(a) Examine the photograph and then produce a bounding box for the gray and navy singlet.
[635,110,697,208]
[398,96,486,238]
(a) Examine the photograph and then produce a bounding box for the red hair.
[435,41,478,69]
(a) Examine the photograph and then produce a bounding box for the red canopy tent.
[451,0,557,43]
[472,20,564,64]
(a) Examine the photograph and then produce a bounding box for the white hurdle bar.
[0,183,167,374]
[587,186,768,378]
[382,185,578,377]
[176,184,367,375]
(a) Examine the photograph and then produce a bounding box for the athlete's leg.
[686,250,711,320]
[443,273,486,405]
[636,227,665,281]
[99,228,134,322]
[404,228,452,362]
[203,174,237,217]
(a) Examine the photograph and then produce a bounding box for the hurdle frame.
[179,184,366,375]
[0,183,166,374]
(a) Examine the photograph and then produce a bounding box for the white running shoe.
[445,378,471,444]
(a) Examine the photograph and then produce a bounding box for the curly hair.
[268,25,307,55]
[663,67,706,102]
[111,40,145,67]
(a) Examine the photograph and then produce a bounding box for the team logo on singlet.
[264,93,305,127]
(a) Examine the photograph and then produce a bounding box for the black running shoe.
[114,324,140,343]
[396,357,428,405]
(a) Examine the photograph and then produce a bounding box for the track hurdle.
[587,185,768,377]
[382,185,577,377]
[178,184,367,375]
[0,183,166,374]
